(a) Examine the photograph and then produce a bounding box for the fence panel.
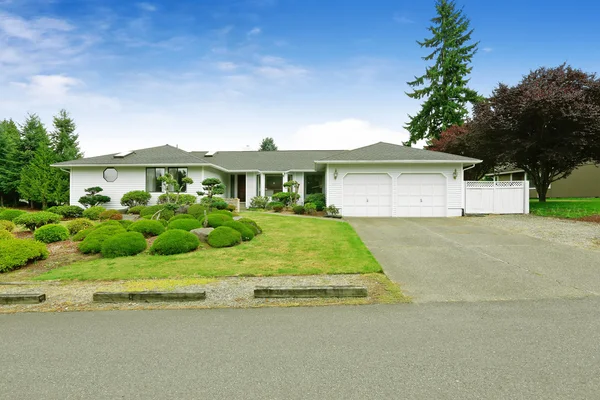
[465,181,529,214]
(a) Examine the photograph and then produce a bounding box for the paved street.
[2,298,600,399]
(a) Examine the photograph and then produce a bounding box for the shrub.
[72,227,94,241]
[211,209,232,216]
[99,209,123,220]
[0,230,13,241]
[249,196,269,209]
[272,192,299,207]
[120,190,152,207]
[0,209,26,221]
[158,193,197,205]
[66,218,95,235]
[139,205,174,221]
[128,219,165,237]
[79,186,110,208]
[46,205,84,218]
[150,230,200,255]
[0,220,16,232]
[200,196,228,210]
[198,213,233,228]
[304,202,317,215]
[119,220,133,229]
[0,239,48,273]
[207,226,242,248]
[13,212,61,231]
[101,232,147,258]
[34,224,69,243]
[167,218,202,231]
[270,201,284,212]
[293,205,305,215]
[79,224,126,254]
[168,214,195,222]
[305,193,326,211]
[187,204,208,219]
[223,221,254,241]
[127,205,146,215]
[326,204,340,217]
[82,206,106,220]
[227,204,236,212]
[238,218,262,235]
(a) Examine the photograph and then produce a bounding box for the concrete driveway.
[349,217,600,303]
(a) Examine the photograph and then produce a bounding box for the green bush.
[0,239,48,273]
[0,230,13,240]
[66,218,95,235]
[139,205,174,221]
[207,226,242,248]
[168,214,195,222]
[157,193,197,205]
[211,209,233,216]
[227,204,236,212]
[293,205,305,214]
[34,224,69,243]
[187,204,208,219]
[223,221,254,241]
[198,213,233,228]
[13,211,61,231]
[305,193,326,211]
[72,227,94,241]
[272,192,299,207]
[120,190,152,207]
[249,196,269,209]
[304,202,317,215]
[237,218,262,235]
[150,230,200,255]
[326,204,340,217]
[101,232,147,258]
[99,209,122,220]
[0,209,26,221]
[167,218,202,231]
[119,220,133,229]
[128,219,166,237]
[46,205,84,218]
[127,205,146,215]
[269,201,284,212]
[82,206,106,220]
[79,224,126,254]
[200,197,228,210]
[0,220,16,232]
[78,186,110,208]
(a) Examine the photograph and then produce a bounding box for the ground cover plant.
[529,198,600,219]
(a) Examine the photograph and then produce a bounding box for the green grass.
[34,212,382,281]
[529,198,600,218]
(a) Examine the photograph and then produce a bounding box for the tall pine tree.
[50,109,82,204]
[18,114,49,166]
[0,120,21,206]
[258,137,278,151]
[404,0,481,145]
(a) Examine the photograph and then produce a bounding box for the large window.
[265,174,283,197]
[146,167,188,192]
[305,173,324,195]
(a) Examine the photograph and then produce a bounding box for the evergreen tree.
[258,137,278,151]
[404,0,481,145]
[18,142,58,209]
[0,120,21,206]
[50,109,82,204]
[18,114,49,166]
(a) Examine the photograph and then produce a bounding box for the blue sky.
[1,0,599,156]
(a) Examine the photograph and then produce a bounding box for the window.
[168,167,188,193]
[305,173,324,195]
[103,168,118,182]
[265,174,283,197]
[145,167,188,192]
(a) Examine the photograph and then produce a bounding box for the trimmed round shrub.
[0,220,16,232]
[127,205,146,215]
[150,230,200,255]
[128,219,165,237]
[82,206,106,220]
[13,211,61,231]
[119,220,133,229]
[0,230,13,240]
[0,209,26,221]
[140,205,174,221]
[34,224,69,243]
[101,231,147,258]
[213,199,228,210]
[304,202,317,215]
[168,214,195,222]
[79,224,126,254]
[223,221,255,241]
[207,226,242,248]
[198,213,233,228]
[211,209,232,216]
[187,204,208,219]
[66,218,95,235]
[293,205,305,215]
[72,227,94,241]
[269,201,284,212]
[238,218,262,235]
[157,193,197,205]
[99,209,122,220]
[46,205,84,218]
[120,190,151,207]
[167,218,202,231]
[0,239,48,273]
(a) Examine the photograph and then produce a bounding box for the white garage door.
[343,174,392,217]
[396,173,447,217]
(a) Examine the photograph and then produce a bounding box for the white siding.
[325,163,465,217]
[203,167,230,197]
[246,174,257,202]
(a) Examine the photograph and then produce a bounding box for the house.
[52,142,482,217]
[486,163,600,198]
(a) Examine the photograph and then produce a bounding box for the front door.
[237,174,246,202]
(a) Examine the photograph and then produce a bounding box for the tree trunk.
[537,185,549,202]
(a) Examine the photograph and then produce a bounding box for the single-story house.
[486,163,600,198]
[52,142,482,217]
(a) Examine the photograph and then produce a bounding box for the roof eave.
[315,159,483,164]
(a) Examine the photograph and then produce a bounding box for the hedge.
[150,230,200,255]
[34,224,70,243]
[207,226,242,248]
[0,239,48,273]
[101,232,147,258]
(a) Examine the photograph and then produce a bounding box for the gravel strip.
[468,215,600,250]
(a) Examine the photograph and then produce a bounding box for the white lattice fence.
[465,181,529,214]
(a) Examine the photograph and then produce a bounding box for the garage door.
[396,174,447,217]
[342,174,392,217]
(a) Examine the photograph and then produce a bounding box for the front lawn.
[530,198,600,219]
[35,213,382,281]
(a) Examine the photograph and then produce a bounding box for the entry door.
[237,174,246,202]
[396,174,447,217]
[342,174,392,217]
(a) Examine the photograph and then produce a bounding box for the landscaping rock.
[254,286,368,298]
[0,293,46,304]
[190,227,214,242]
[93,291,206,303]
[233,216,242,221]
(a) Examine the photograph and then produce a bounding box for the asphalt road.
[2,298,600,399]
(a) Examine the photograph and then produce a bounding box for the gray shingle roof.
[316,142,481,163]
[190,150,342,171]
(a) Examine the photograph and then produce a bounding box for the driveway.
[349,217,600,303]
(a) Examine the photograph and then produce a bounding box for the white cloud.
[254,55,308,80]
[136,2,157,12]
[393,14,414,24]
[482,47,493,53]
[0,12,74,41]
[12,74,81,98]
[216,61,238,71]
[247,27,261,36]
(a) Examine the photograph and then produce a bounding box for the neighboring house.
[486,163,600,198]
[52,142,481,217]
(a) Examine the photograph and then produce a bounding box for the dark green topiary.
[0,209,26,222]
[13,212,62,231]
[150,230,200,255]
[223,221,254,241]
[79,224,126,254]
[187,204,208,219]
[46,205,84,218]
[198,213,233,228]
[34,224,69,243]
[237,218,262,235]
[0,230,13,241]
[167,218,202,231]
[66,218,95,235]
[0,220,16,232]
[120,190,152,207]
[0,239,48,273]
[168,214,195,222]
[82,206,106,220]
[128,219,166,237]
[101,232,147,258]
[207,226,242,248]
